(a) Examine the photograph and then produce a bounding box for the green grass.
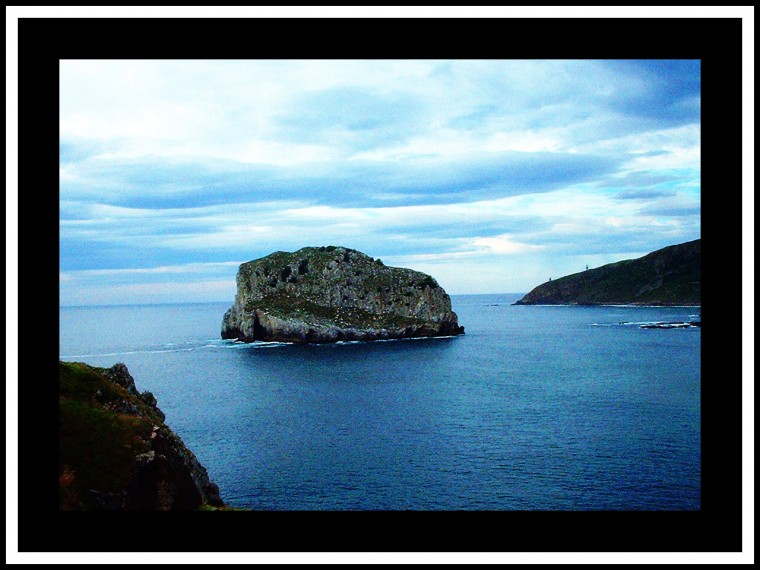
[59,361,122,401]
[59,398,152,492]
[519,239,700,305]
[59,362,156,508]
[231,246,452,331]
[258,292,427,329]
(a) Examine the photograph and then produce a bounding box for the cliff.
[59,361,225,510]
[514,239,701,306]
[221,246,464,343]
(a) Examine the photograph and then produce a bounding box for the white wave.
[61,334,454,358]
[376,335,456,343]
[60,346,201,358]
[608,304,701,308]
[303,335,458,347]
[590,320,700,329]
[207,339,293,349]
[638,322,699,329]
[526,303,701,308]
[60,351,139,358]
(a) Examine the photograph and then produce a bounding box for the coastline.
[513,302,701,308]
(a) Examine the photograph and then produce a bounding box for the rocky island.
[514,239,701,306]
[59,361,225,510]
[221,246,464,343]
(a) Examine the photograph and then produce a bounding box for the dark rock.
[123,428,221,510]
[222,246,464,344]
[639,321,701,329]
[138,391,166,421]
[59,361,225,510]
[104,362,139,396]
[87,489,126,510]
[514,239,701,306]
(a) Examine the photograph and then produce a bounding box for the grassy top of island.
[223,245,463,343]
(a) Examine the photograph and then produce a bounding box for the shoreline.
[512,302,701,308]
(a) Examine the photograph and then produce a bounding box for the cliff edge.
[221,246,464,343]
[514,239,701,306]
[59,361,225,510]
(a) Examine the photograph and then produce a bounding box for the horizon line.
[59,292,529,309]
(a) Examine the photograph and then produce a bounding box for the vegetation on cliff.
[59,361,224,510]
[514,239,701,306]
[222,246,464,343]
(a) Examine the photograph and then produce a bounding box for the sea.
[59,294,701,511]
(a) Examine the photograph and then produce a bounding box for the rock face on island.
[514,239,701,306]
[221,246,464,343]
[59,361,225,510]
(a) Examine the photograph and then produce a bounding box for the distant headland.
[514,239,701,306]
[221,246,464,344]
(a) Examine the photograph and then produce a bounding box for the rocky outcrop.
[638,321,701,329]
[514,239,701,306]
[222,246,464,343]
[59,361,224,510]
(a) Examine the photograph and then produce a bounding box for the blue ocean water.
[59,294,701,510]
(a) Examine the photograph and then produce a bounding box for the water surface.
[60,294,701,510]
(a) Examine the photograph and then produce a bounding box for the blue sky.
[59,59,701,305]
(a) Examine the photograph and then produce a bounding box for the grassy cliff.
[515,239,701,306]
[59,361,224,510]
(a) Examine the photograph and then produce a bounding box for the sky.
[59,59,701,306]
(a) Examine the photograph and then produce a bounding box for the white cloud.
[60,261,242,281]
[60,279,236,306]
[573,124,701,172]
[61,60,699,166]
[58,59,701,300]
[472,235,545,254]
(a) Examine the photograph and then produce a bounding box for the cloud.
[598,170,682,189]
[58,60,701,301]
[60,261,242,280]
[615,189,678,200]
[472,235,545,255]
[60,149,623,211]
[597,60,700,124]
[276,86,426,150]
[447,104,498,129]
[60,279,236,307]
[639,205,701,217]
[59,262,242,306]
[59,181,700,274]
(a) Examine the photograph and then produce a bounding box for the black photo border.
[16,15,742,553]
